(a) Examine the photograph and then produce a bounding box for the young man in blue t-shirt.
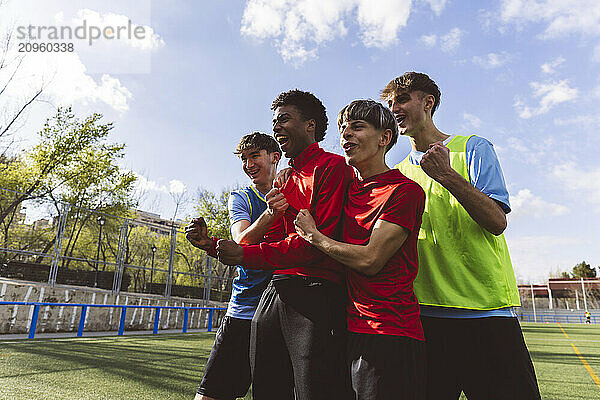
[186,132,282,400]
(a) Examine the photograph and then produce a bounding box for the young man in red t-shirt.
[295,99,426,399]
[186,90,355,399]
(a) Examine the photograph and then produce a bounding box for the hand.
[266,188,288,219]
[274,167,292,189]
[294,209,318,244]
[216,239,243,266]
[420,142,455,183]
[185,217,212,251]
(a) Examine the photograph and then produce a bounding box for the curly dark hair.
[380,72,442,116]
[234,131,281,155]
[271,89,328,142]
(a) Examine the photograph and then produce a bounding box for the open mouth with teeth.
[342,142,358,154]
[246,169,261,179]
[395,114,407,125]
[276,134,290,149]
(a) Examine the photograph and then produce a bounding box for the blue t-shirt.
[226,186,273,319]
[409,135,514,318]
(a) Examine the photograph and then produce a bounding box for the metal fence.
[0,187,235,302]
[0,301,227,339]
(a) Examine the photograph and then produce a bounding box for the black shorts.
[347,332,426,400]
[421,316,541,400]
[197,316,252,399]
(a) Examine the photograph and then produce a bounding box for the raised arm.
[231,188,288,245]
[239,161,354,269]
[420,142,507,235]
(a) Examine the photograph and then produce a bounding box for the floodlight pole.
[530,283,536,323]
[94,215,106,287]
[581,277,588,311]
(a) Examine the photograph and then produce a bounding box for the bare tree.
[0,10,46,149]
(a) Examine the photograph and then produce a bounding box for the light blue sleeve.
[465,136,511,213]
[228,191,252,225]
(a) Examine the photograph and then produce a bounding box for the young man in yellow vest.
[381,72,541,399]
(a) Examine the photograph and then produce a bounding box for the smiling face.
[386,90,431,137]
[239,148,279,187]
[339,119,390,168]
[272,105,315,159]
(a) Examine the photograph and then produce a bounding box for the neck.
[255,180,272,195]
[355,158,390,180]
[409,120,449,152]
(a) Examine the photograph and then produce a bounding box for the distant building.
[32,218,51,230]
[131,209,185,236]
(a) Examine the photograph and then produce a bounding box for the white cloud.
[0,7,166,114]
[134,175,168,194]
[357,0,411,48]
[506,234,579,283]
[541,56,565,74]
[72,9,165,50]
[420,34,437,47]
[551,162,600,209]
[440,27,463,53]
[506,137,527,153]
[472,51,512,69]
[422,0,447,16]
[462,112,482,130]
[0,50,132,113]
[500,0,600,39]
[134,176,188,195]
[169,180,187,194]
[504,136,557,165]
[554,114,600,127]
[514,80,578,119]
[240,0,414,65]
[509,189,569,219]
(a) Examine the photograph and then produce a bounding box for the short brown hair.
[381,72,441,116]
[337,100,398,153]
[234,132,281,155]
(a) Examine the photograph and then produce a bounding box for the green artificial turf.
[1,324,599,399]
[0,333,248,400]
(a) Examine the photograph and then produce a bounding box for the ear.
[380,129,392,149]
[423,94,435,114]
[272,151,281,164]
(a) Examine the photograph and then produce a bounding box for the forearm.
[438,171,507,235]
[235,210,278,245]
[311,232,381,276]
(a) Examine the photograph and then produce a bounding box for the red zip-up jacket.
[242,143,354,285]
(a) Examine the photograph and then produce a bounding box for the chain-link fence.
[0,188,234,304]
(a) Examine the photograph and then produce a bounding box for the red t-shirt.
[242,143,355,285]
[344,169,425,340]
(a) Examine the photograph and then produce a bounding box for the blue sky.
[1,0,599,282]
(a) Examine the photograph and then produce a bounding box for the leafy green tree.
[0,107,134,226]
[189,187,240,299]
[0,107,137,269]
[194,187,232,239]
[572,261,597,278]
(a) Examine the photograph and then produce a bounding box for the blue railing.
[0,301,226,339]
[518,313,598,324]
